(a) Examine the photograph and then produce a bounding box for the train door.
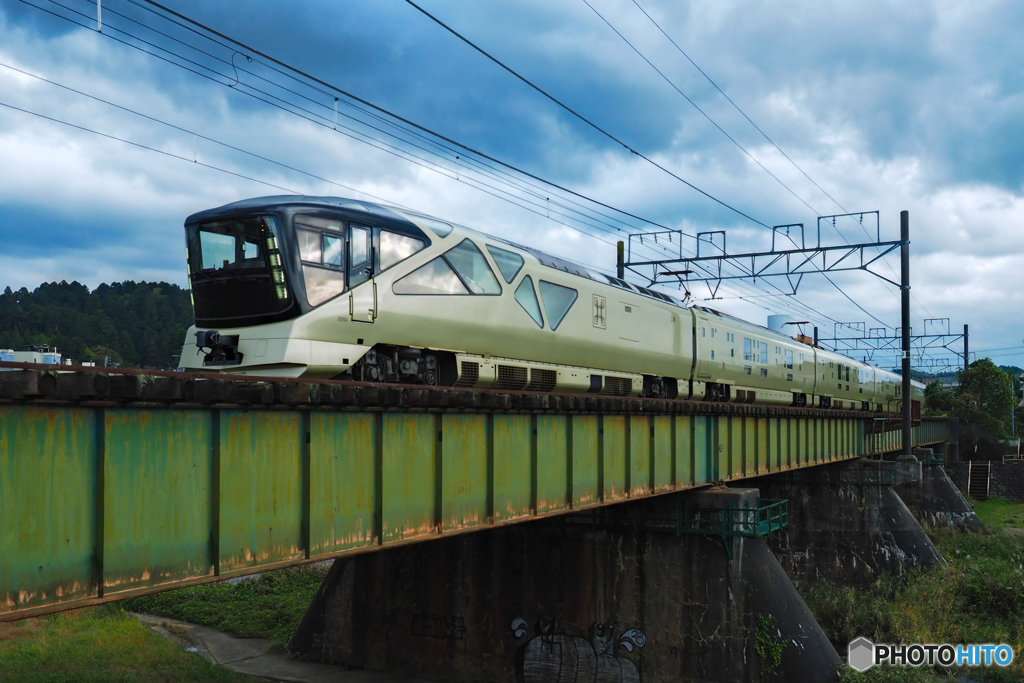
[348,223,376,323]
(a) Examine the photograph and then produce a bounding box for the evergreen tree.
[0,280,193,369]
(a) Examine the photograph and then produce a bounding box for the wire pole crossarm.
[624,240,903,291]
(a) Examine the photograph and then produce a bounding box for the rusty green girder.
[0,372,950,621]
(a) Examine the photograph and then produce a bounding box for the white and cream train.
[177,196,923,413]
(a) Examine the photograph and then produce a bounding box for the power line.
[15,0,856,331]
[90,0,847,321]
[628,0,850,220]
[129,0,705,237]
[626,0,936,321]
[400,0,772,229]
[88,0,651,240]
[0,99,303,193]
[579,0,825,220]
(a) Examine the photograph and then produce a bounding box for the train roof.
[188,195,692,309]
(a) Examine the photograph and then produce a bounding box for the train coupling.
[195,330,243,367]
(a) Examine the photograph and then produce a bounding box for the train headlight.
[265,234,289,301]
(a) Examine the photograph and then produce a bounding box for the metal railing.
[673,498,789,541]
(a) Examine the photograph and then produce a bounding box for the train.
[177,195,924,414]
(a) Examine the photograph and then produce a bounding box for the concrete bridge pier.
[289,487,840,683]
[894,449,983,531]
[749,460,945,586]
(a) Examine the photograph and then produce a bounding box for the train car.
[177,195,911,413]
[177,195,695,397]
[690,306,816,406]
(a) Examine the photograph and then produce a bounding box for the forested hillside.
[0,281,193,369]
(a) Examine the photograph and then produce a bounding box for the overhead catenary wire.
[80,0,651,240]
[24,0,840,324]
[581,0,904,329]
[14,0,815,323]
[126,0,717,238]
[16,0,854,332]
[400,0,772,229]
[396,0,880,329]
[579,0,825,220]
[625,0,935,321]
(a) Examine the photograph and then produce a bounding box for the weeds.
[804,528,1024,683]
[122,562,331,648]
[0,604,245,682]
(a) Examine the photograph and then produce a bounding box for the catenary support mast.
[901,210,912,457]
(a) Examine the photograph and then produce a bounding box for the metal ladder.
[967,460,991,501]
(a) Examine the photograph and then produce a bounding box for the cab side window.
[296,216,346,307]
[351,225,370,266]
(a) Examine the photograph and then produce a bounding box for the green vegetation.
[805,529,1024,682]
[924,358,1022,445]
[0,280,192,369]
[972,497,1024,529]
[0,603,245,683]
[122,563,331,649]
[754,613,786,677]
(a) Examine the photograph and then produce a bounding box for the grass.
[804,528,1024,683]
[122,562,331,650]
[0,603,247,683]
[972,497,1024,529]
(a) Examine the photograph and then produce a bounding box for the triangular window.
[514,276,544,328]
[393,257,468,295]
[538,280,578,331]
[486,245,524,283]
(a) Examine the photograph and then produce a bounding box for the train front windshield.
[186,216,293,327]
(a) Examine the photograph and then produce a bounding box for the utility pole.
[617,241,625,280]
[901,210,912,457]
[963,324,969,372]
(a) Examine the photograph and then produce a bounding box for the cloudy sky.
[0,0,1021,370]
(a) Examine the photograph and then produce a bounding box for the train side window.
[393,257,469,295]
[786,349,794,369]
[761,368,768,377]
[323,234,344,267]
[446,240,501,294]
[744,338,751,361]
[298,229,322,263]
[303,265,346,306]
[711,350,715,360]
[379,231,425,271]
[351,225,370,265]
[538,280,578,331]
[761,342,768,363]
[486,245,525,283]
[514,276,544,328]
[730,349,734,357]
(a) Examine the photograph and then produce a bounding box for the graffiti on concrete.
[510,617,647,683]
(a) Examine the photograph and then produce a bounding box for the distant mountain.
[0,281,193,369]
